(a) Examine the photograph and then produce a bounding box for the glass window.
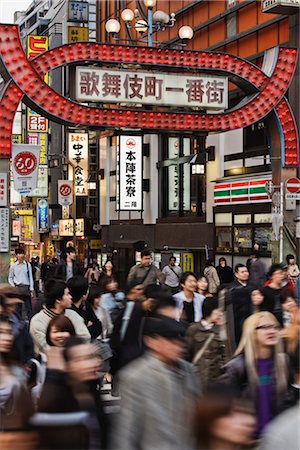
[254,213,272,224]
[216,227,232,253]
[215,213,232,226]
[234,214,251,224]
[233,227,252,253]
[254,227,272,252]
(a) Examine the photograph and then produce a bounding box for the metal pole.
[147,7,153,47]
[279,181,284,262]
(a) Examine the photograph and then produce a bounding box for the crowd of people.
[0,246,299,450]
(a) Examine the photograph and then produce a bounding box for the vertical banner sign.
[20,215,33,242]
[0,173,8,207]
[12,144,40,194]
[29,165,48,197]
[58,180,73,206]
[119,135,142,211]
[0,208,9,252]
[27,133,48,164]
[37,198,49,232]
[68,133,88,196]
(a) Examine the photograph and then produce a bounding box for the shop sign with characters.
[119,135,142,211]
[68,132,88,196]
[12,144,40,194]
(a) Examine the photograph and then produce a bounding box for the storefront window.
[254,213,272,224]
[234,227,252,253]
[215,213,232,226]
[234,214,251,224]
[216,227,232,253]
[254,227,272,252]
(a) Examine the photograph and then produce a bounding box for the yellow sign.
[12,134,22,144]
[68,26,89,43]
[20,215,33,242]
[13,210,33,216]
[90,239,101,250]
[181,253,194,272]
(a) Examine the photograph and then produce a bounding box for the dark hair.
[125,279,144,295]
[169,256,176,262]
[197,274,208,282]
[205,259,214,268]
[100,275,116,293]
[46,315,76,346]
[0,315,13,363]
[180,271,197,286]
[44,279,68,309]
[218,257,227,266]
[66,247,76,255]
[268,263,284,278]
[67,276,88,303]
[286,254,295,264]
[87,285,102,307]
[141,249,151,258]
[234,263,247,273]
[280,290,296,305]
[144,284,169,300]
[15,248,24,255]
[63,336,86,362]
[202,297,219,319]
[151,294,177,314]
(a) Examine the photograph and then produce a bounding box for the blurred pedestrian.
[203,259,220,294]
[68,276,102,340]
[193,388,255,450]
[197,275,210,298]
[8,248,35,321]
[261,263,285,326]
[29,280,90,353]
[251,288,265,313]
[220,311,289,436]
[286,254,299,287]
[281,307,300,369]
[114,315,200,450]
[127,249,165,288]
[84,260,101,286]
[186,297,226,387]
[174,272,204,323]
[162,256,182,295]
[55,247,82,282]
[280,290,298,327]
[216,257,234,286]
[86,285,113,339]
[99,259,117,289]
[100,277,125,323]
[248,251,266,289]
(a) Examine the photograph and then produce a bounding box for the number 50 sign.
[12,144,40,194]
[58,180,73,206]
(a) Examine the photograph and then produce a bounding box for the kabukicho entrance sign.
[0,24,298,167]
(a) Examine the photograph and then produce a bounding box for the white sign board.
[68,1,89,22]
[262,0,300,11]
[59,218,84,236]
[286,193,300,200]
[119,136,142,211]
[29,165,48,197]
[58,180,73,206]
[0,173,8,207]
[0,208,9,252]
[12,144,40,194]
[76,67,228,109]
[68,132,88,196]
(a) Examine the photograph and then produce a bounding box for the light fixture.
[121,9,135,22]
[153,10,170,24]
[105,19,121,34]
[136,19,148,33]
[178,25,194,40]
[190,152,206,175]
[143,0,157,8]
[87,174,97,190]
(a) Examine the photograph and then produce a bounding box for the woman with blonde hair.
[219,311,289,437]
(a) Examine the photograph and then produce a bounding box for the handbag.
[95,338,113,361]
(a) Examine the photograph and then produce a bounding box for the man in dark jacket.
[56,247,82,282]
[67,276,102,340]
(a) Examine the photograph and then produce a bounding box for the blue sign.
[37,198,49,233]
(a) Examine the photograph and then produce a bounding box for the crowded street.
[0,0,299,449]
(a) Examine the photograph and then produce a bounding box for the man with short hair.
[114,315,200,450]
[225,264,252,353]
[55,246,82,281]
[68,276,102,340]
[127,249,165,288]
[8,248,34,320]
[162,256,182,295]
[261,263,285,326]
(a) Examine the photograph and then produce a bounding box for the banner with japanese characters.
[76,67,228,109]
[0,208,9,252]
[12,144,40,195]
[37,198,49,233]
[68,132,88,196]
[0,173,8,207]
[119,136,142,211]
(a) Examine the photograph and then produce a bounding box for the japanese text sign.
[27,109,48,133]
[0,173,8,207]
[37,198,49,233]
[12,144,40,194]
[76,67,228,109]
[68,1,89,22]
[27,133,48,164]
[68,26,89,43]
[59,218,84,236]
[119,135,142,211]
[29,165,48,197]
[0,208,9,252]
[68,132,88,196]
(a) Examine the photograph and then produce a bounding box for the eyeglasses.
[255,324,281,331]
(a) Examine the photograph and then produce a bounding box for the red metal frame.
[0,24,298,166]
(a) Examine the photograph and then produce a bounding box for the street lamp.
[105,1,192,47]
[190,152,206,175]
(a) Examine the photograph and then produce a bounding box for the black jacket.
[72,302,102,340]
[55,261,82,281]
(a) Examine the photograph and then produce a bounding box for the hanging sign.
[0,208,9,252]
[58,180,73,206]
[59,218,84,236]
[68,1,89,22]
[37,198,49,233]
[68,26,89,43]
[0,173,8,207]
[68,132,88,196]
[12,220,21,236]
[29,165,48,197]
[119,135,142,211]
[12,144,40,194]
